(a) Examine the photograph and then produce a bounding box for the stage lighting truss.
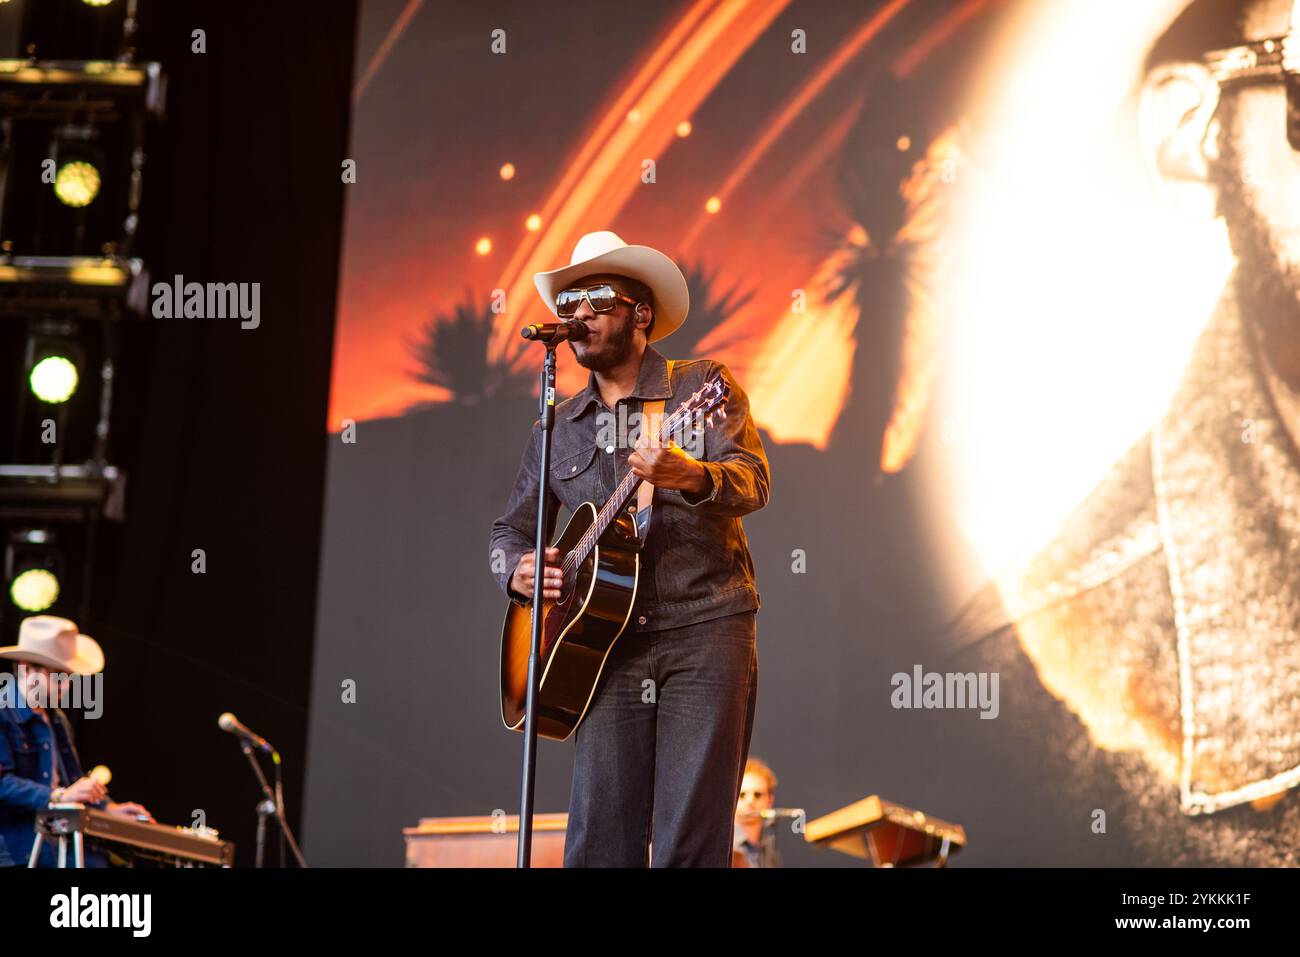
[2,521,99,632]
[0,63,159,270]
[0,0,144,65]
[0,58,164,114]
[0,5,156,641]
[0,463,123,515]
[0,254,147,319]
[2,316,118,484]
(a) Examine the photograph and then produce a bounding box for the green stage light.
[54,160,101,207]
[10,568,60,612]
[29,355,79,403]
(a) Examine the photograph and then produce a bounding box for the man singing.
[489,231,770,867]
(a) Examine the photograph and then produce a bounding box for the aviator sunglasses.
[1203,0,1300,149]
[555,283,641,318]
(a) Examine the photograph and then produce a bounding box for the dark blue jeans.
[563,610,758,867]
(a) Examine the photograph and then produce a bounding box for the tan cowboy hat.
[0,616,103,675]
[533,230,689,342]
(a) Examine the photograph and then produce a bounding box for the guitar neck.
[562,373,728,573]
[568,407,688,568]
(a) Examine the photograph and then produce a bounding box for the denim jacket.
[489,344,770,632]
[0,701,105,867]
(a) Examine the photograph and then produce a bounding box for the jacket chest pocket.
[4,733,39,778]
[551,444,600,510]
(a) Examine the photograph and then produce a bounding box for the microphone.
[759,807,805,821]
[520,320,589,342]
[217,712,277,756]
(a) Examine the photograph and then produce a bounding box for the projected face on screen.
[941,0,1300,868]
[1206,1,1300,390]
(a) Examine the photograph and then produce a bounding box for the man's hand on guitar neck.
[510,547,564,603]
[629,430,711,496]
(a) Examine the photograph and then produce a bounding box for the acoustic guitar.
[499,374,731,740]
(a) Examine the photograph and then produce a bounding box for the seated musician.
[733,757,782,868]
[0,616,152,868]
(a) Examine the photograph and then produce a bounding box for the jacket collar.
[989,283,1300,816]
[566,344,672,420]
[1150,282,1300,814]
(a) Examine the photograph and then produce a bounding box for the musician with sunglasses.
[488,231,770,867]
[946,0,1300,865]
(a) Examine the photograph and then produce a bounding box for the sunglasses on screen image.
[555,284,640,318]
[1204,25,1300,149]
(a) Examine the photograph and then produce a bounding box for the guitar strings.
[556,385,720,583]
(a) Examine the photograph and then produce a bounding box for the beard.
[570,311,636,372]
[1212,97,1300,387]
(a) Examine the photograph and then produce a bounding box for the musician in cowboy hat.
[489,230,771,866]
[0,616,152,867]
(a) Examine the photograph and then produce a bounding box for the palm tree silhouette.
[830,71,957,468]
[669,259,753,359]
[407,291,533,407]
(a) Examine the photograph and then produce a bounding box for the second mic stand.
[239,742,308,868]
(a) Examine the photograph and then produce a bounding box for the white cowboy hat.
[0,615,104,675]
[533,230,689,342]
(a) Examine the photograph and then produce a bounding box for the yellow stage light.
[29,355,79,403]
[54,160,101,207]
[10,569,60,612]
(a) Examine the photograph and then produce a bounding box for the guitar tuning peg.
[705,414,714,427]
[718,407,727,419]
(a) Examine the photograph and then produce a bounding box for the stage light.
[83,0,115,6]
[5,528,65,616]
[525,213,541,232]
[54,160,102,208]
[475,237,492,255]
[29,355,79,403]
[10,568,60,612]
[626,109,641,124]
[676,120,692,137]
[499,163,515,181]
[705,196,721,214]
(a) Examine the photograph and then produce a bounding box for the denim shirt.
[0,701,103,867]
[489,345,770,632]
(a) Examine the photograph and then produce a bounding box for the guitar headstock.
[663,373,731,442]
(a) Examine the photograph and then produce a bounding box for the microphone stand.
[517,336,560,868]
[239,742,308,868]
